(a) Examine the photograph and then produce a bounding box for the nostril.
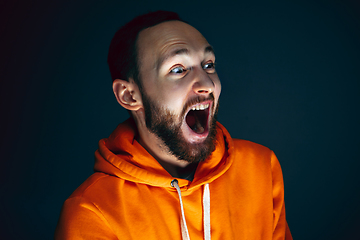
[197,90,208,94]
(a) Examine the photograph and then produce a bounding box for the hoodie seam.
[69,195,119,239]
[77,174,110,197]
[89,200,119,240]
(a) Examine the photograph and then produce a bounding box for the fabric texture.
[55,118,292,239]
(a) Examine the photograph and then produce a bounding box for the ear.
[112,79,143,111]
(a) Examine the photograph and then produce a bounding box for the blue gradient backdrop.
[1,0,359,239]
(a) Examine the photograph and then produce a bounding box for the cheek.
[160,84,187,111]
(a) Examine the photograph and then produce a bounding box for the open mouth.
[185,103,210,134]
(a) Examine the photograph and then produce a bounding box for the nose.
[192,69,215,95]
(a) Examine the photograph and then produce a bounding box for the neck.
[156,157,198,180]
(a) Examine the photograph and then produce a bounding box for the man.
[55,11,292,239]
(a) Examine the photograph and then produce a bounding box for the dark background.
[1,0,359,239]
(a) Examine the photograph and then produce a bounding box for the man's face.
[136,21,221,163]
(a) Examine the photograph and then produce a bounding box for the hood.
[94,118,234,189]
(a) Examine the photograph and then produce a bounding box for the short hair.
[107,11,183,88]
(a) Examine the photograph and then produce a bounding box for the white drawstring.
[171,180,211,240]
[172,179,191,240]
[203,183,211,240]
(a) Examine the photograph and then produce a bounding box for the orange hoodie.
[55,119,292,239]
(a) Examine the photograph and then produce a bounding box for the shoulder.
[227,138,284,183]
[216,122,275,168]
[227,138,279,177]
[231,139,273,158]
[217,122,272,158]
[55,173,118,239]
[58,173,122,223]
[67,173,120,201]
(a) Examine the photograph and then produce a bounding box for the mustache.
[181,93,215,118]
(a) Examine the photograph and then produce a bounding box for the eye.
[169,66,187,74]
[203,62,216,73]
[169,65,190,78]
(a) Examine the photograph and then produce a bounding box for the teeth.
[191,103,209,111]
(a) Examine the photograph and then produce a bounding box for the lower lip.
[182,122,209,143]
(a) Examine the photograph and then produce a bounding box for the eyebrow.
[204,45,215,55]
[156,45,215,70]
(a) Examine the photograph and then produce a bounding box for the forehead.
[137,21,210,66]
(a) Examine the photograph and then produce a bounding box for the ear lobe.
[113,79,143,111]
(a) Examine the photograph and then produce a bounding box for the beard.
[141,92,219,163]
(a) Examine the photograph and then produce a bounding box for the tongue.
[194,120,205,134]
[187,112,205,134]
